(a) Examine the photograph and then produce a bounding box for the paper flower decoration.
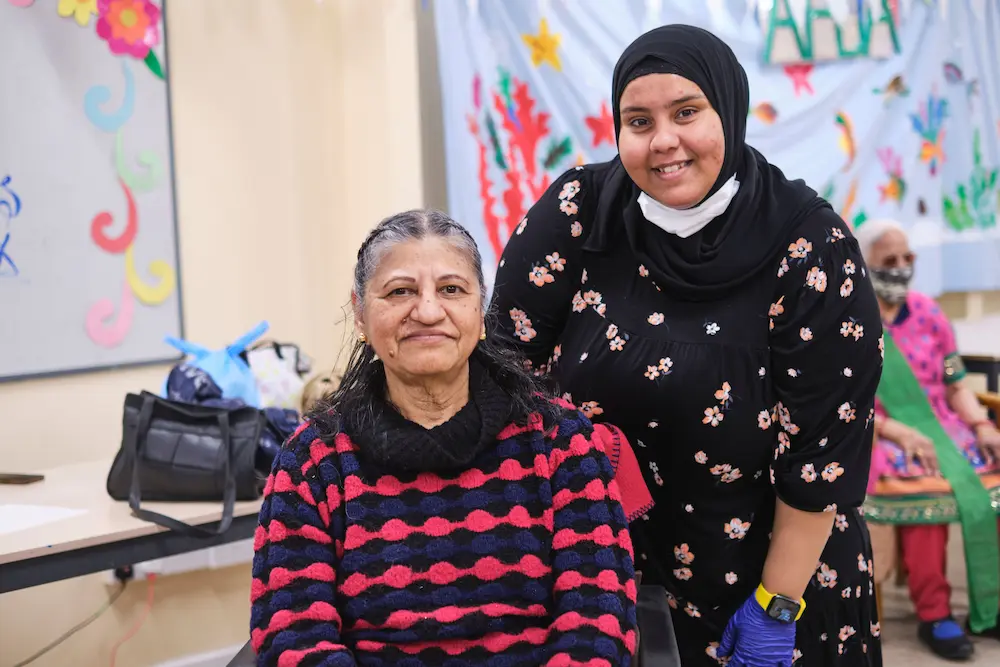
[58,0,98,27]
[96,0,160,59]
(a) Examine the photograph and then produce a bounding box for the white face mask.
[636,175,740,238]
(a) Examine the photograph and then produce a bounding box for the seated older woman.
[250,210,644,666]
[858,219,1000,660]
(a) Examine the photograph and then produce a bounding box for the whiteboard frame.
[0,0,185,383]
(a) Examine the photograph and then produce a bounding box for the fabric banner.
[432,0,1000,295]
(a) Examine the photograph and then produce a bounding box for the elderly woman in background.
[859,218,1000,661]
[250,210,644,666]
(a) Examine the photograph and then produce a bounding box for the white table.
[0,458,262,593]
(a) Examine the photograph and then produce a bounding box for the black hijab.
[584,24,830,301]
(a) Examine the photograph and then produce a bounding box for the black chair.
[636,585,682,666]
[963,354,1000,395]
[227,586,681,666]
[226,640,255,667]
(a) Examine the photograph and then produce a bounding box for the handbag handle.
[139,395,239,421]
[127,394,237,538]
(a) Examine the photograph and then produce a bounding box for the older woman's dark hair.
[310,209,553,436]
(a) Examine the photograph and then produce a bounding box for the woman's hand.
[718,593,796,666]
[975,423,1000,463]
[896,427,938,475]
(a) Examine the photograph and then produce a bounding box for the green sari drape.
[875,331,999,632]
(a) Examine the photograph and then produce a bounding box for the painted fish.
[943,61,978,101]
[943,62,963,83]
[920,138,945,176]
[873,74,910,100]
[840,178,859,221]
[879,175,906,204]
[751,102,778,124]
[835,111,856,172]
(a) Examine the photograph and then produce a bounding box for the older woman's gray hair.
[855,218,915,306]
[854,218,908,262]
[310,209,555,435]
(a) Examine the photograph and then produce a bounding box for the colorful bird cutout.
[584,100,615,147]
[872,74,910,104]
[783,64,814,96]
[522,18,561,71]
[834,111,856,172]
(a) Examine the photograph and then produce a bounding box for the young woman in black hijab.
[491,25,883,666]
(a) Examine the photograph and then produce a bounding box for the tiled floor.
[879,524,1000,665]
[881,583,1000,664]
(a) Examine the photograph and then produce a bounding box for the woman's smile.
[651,159,693,182]
[402,329,452,344]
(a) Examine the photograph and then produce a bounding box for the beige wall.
[938,290,1000,322]
[0,1,425,665]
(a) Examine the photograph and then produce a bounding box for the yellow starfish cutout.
[522,18,561,71]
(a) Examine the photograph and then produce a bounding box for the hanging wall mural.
[432,0,1000,296]
[761,0,902,64]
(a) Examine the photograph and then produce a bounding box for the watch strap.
[755,583,805,622]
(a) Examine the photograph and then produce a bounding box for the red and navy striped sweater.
[250,405,638,666]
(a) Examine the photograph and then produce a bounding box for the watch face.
[767,596,801,624]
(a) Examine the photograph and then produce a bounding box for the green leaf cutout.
[144,50,165,80]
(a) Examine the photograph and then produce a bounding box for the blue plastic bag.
[161,321,269,407]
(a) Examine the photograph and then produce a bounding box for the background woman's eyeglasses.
[881,252,915,268]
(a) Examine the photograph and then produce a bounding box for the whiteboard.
[0,0,183,381]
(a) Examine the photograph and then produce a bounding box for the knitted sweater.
[250,403,638,666]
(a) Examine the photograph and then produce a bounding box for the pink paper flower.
[96,0,160,59]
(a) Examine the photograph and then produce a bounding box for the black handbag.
[106,391,266,537]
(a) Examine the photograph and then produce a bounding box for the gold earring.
[480,328,487,341]
[358,333,366,344]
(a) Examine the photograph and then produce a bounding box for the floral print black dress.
[491,167,884,666]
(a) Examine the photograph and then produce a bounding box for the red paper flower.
[96,0,160,59]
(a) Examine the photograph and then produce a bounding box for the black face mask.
[870,265,913,305]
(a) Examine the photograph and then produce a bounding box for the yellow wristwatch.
[755,583,805,623]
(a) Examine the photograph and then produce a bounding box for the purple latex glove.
[718,592,796,666]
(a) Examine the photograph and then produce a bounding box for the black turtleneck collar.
[344,359,514,473]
